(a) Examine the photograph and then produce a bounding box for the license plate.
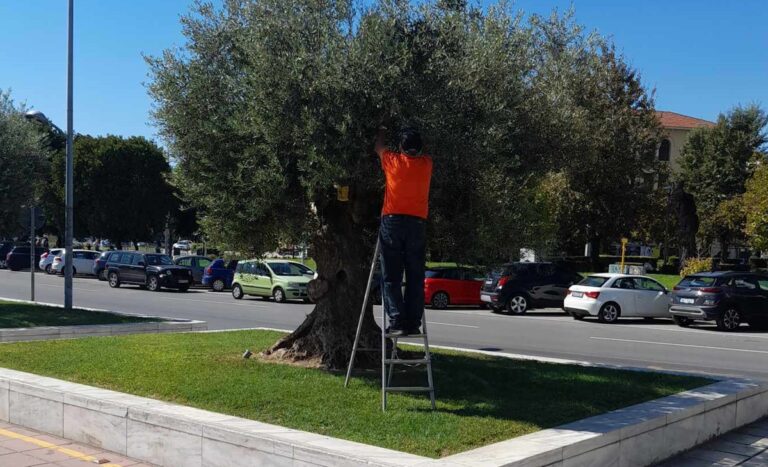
[177,279,188,284]
[680,298,694,304]
[485,280,493,285]
[481,295,492,303]
[571,292,583,298]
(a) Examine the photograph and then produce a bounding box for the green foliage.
[0,330,708,457]
[0,91,49,237]
[680,257,713,277]
[147,0,661,262]
[79,136,176,245]
[744,159,768,251]
[678,105,768,250]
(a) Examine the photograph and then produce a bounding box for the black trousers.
[379,214,426,330]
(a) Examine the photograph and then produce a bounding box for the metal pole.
[30,207,35,302]
[64,0,74,310]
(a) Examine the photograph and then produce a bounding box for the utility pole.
[64,0,75,310]
[30,207,35,301]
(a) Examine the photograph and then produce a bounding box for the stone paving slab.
[657,417,768,466]
[0,421,152,467]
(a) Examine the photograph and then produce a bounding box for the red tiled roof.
[656,111,715,129]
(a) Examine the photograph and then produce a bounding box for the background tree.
[82,136,176,249]
[744,159,768,252]
[0,90,49,238]
[678,105,768,257]
[147,0,661,369]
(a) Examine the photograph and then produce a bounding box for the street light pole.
[30,207,35,302]
[64,0,74,311]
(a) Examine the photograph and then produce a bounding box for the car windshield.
[425,270,443,278]
[145,254,174,266]
[678,276,717,288]
[267,262,312,276]
[579,276,609,287]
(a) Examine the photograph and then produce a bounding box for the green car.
[231,259,315,303]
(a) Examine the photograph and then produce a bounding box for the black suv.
[670,272,768,331]
[5,246,48,271]
[105,252,192,292]
[481,262,582,314]
[0,242,21,269]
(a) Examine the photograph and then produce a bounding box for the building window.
[659,139,670,162]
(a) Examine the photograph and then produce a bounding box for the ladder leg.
[387,340,397,386]
[381,289,387,411]
[344,239,381,388]
[422,312,436,410]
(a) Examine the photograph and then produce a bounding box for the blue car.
[202,259,238,291]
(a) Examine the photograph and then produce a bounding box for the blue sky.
[1,1,766,142]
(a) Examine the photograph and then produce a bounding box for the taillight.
[585,291,600,299]
[54,257,62,263]
[497,277,509,288]
[41,252,49,260]
[700,287,722,294]
[205,266,212,275]
[566,288,572,295]
[673,286,683,291]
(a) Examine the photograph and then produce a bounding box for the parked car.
[480,262,582,314]
[105,252,193,292]
[51,249,101,276]
[669,272,768,331]
[564,274,671,323]
[174,255,214,285]
[93,250,122,280]
[5,246,48,271]
[173,240,193,251]
[202,259,238,292]
[0,241,22,269]
[424,266,485,309]
[39,248,64,274]
[232,260,313,302]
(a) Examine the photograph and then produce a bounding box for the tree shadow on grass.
[349,350,709,426]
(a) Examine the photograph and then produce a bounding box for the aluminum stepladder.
[343,238,436,411]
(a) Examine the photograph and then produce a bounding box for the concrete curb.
[0,297,207,342]
[0,368,764,466]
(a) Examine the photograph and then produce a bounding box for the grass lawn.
[0,330,709,457]
[0,300,159,328]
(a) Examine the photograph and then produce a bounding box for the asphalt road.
[3,269,768,380]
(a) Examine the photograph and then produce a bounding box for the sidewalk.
[0,421,150,467]
[658,417,768,466]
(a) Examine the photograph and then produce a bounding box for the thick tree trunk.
[264,189,383,370]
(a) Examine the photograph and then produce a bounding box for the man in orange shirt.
[375,126,433,336]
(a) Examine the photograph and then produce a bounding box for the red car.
[424,267,486,309]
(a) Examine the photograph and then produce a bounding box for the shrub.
[680,257,713,277]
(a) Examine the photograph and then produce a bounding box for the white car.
[51,249,101,276]
[173,240,193,251]
[38,248,64,274]
[564,273,671,323]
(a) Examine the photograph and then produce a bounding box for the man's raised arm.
[374,126,388,158]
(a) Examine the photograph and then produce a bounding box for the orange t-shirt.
[380,150,433,219]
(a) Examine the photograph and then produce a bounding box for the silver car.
[38,248,64,274]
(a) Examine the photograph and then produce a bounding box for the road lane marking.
[0,427,123,466]
[590,337,768,354]
[428,322,479,328]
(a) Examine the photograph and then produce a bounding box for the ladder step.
[384,333,428,338]
[384,358,430,365]
[385,386,433,392]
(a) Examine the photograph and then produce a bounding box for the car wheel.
[506,295,528,314]
[273,287,286,303]
[45,264,52,274]
[598,303,620,323]
[232,284,244,300]
[108,272,120,288]
[212,279,225,292]
[431,292,449,310]
[716,307,741,331]
[147,275,160,292]
[673,316,692,327]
